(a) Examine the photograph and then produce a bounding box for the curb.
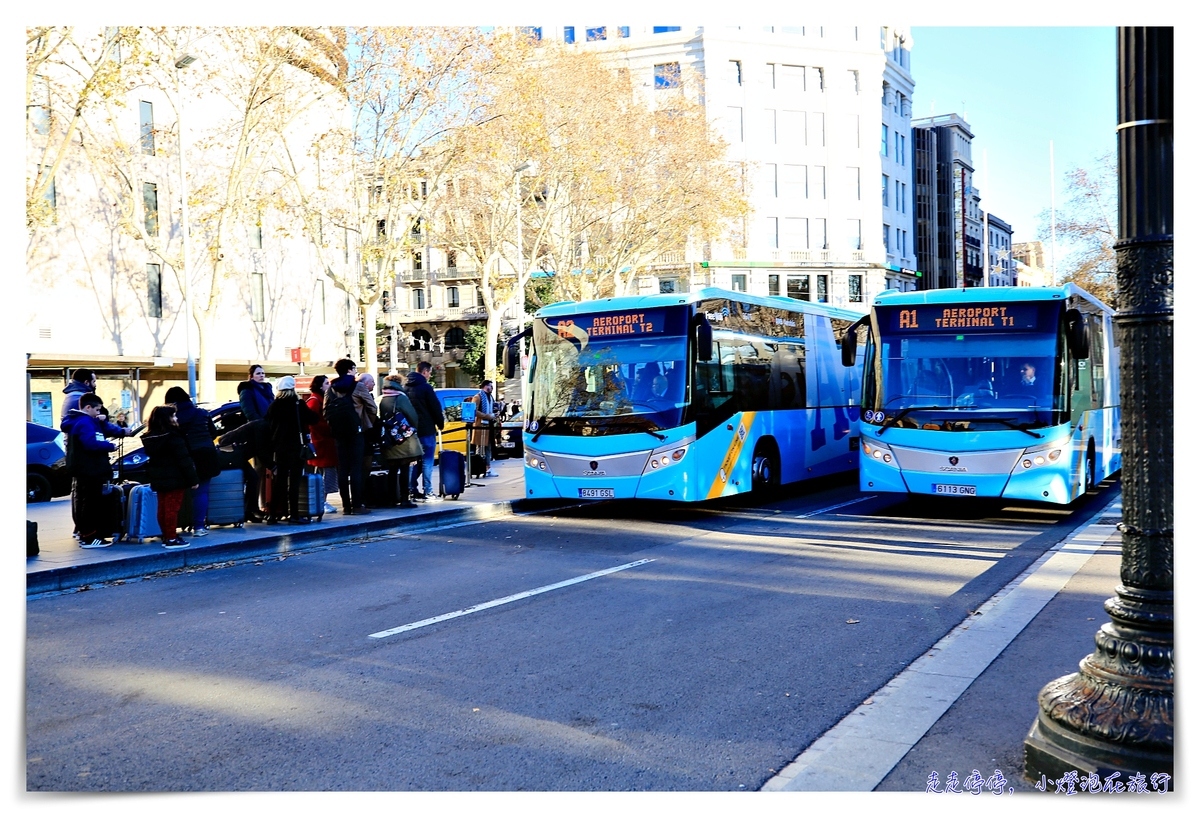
[27,500,552,596]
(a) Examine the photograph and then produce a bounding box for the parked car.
[27,422,71,503]
[495,411,524,459]
[433,387,481,461]
[112,401,246,483]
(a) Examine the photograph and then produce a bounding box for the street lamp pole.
[513,161,532,408]
[175,53,198,401]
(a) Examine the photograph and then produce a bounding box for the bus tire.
[1085,442,1097,493]
[751,440,780,496]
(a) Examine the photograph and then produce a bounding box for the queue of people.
[57,360,497,551]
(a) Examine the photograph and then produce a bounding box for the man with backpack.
[404,360,444,502]
[326,360,370,514]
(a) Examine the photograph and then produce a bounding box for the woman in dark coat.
[238,364,274,513]
[264,376,320,523]
[305,374,339,515]
[139,405,199,548]
[165,386,220,535]
[379,374,423,509]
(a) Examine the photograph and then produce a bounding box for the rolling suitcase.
[469,452,488,479]
[123,484,161,542]
[302,472,325,521]
[27,520,39,557]
[438,449,465,500]
[205,469,247,527]
[365,470,392,507]
[98,483,126,539]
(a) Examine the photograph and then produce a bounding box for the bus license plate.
[934,483,976,496]
[579,488,615,499]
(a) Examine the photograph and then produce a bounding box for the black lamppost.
[1024,27,1173,786]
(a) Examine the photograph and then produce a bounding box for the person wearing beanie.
[164,386,220,535]
[325,370,369,513]
[275,375,296,391]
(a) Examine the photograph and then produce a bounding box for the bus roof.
[872,284,1113,314]
[533,287,867,323]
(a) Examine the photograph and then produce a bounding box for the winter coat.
[60,380,92,422]
[305,393,338,468]
[139,429,199,493]
[353,379,379,435]
[171,397,221,481]
[403,371,444,438]
[238,380,275,423]
[264,394,320,468]
[61,409,118,479]
[379,391,423,462]
[216,418,269,464]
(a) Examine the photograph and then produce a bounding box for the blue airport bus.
[841,285,1120,504]
[503,287,864,502]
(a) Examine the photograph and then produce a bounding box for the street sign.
[289,347,311,363]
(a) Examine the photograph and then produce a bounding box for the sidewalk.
[26,456,533,596]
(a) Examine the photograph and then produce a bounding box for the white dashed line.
[796,496,877,518]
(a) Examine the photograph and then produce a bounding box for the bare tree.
[1039,151,1117,305]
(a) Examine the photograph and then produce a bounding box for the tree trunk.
[196,310,217,404]
[362,300,380,396]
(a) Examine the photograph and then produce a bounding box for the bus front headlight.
[524,446,551,473]
[1018,442,1064,470]
[643,444,689,475]
[862,439,895,465]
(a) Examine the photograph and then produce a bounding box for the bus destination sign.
[882,304,1043,333]
[551,309,666,341]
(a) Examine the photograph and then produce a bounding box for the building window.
[787,275,810,301]
[659,278,678,294]
[781,164,806,199]
[251,272,264,322]
[446,286,460,308]
[376,218,387,238]
[445,326,466,348]
[143,182,159,236]
[731,274,747,292]
[817,274,828,303]
[883,223,890,251]
[810,66,824,91]
[849,274,863,302]
[881,124,888,156]
[902,230,908,257]
[899,182,906,213]
[564,26,575,44]
[847,166,860,200]
[813,218,826,250]
[729,60,742,85]
[768,274,780,296]
[812,165,825,200]
[726,106,743,142]
[847,219,861,251]
[30,104,50,135]
[654,62,681,89]
[476,287,486,308]
[764,217,779,249]
[410,329,432,350]
[779,64,804,94]
[412,250,423,271]
[882,174,889,207]
[412,288,426,310]
[765,163,778,197]
[411,217,423,238]
[782,217,808,250]
[653,26,681,33]
[896,227,903,254]
[618,26,630,38]
[895,133,905,165]
[139,100,154,155]
[147,263,162,318]
[848,70,859,94]
[447,248,457,269]
[586,27,606,41]
[520,27,542,41]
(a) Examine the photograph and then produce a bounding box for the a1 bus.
[841,284,1120,504]
[503,287,865,502]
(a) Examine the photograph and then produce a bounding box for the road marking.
[762,500,1121,792]
[368,558,656,639]
[795,496,876,518]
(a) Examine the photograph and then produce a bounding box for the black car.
[494,411,524,459]
[27,422,71,502]
[113,401,247,483]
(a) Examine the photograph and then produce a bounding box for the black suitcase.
[470,452,488,479]
[365,470,393,507]
[27,520,38,557]
[439,449,465,499]
[99,483,126,539]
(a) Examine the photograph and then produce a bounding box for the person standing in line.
[61,393,120,548]
[61,368,98,422]
[164,386,220,536]
[139,404,199,549]
[404,360,444,502]
[238,364,274,514]
[326,367,370,514]
[379,374,423,509]
[473,379,498,478]
[264,376,320,523]
[355,370,380,496]
[305,374,339,515]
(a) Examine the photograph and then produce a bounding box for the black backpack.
[324,391,360,437]
[379,409,416,448]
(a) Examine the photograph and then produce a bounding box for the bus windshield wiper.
[642,428,667,441]
[530,416,553,443]
[972,417,1043,438]
[878,405,947,435]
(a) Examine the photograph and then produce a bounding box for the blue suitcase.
[438,449,465,500]
[303,472,325,521]
[205,469,247,527]
[123,484,161,542]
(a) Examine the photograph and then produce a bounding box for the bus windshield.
[528,306,690,437]
[870,303,1063,430]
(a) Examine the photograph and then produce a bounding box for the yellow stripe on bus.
[705,412,756,500]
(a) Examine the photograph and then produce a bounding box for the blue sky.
[910,27,1117,247]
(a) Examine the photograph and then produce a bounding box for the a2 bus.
[504,287,865,502]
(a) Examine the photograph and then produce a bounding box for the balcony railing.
[720,248,868,265]
[390,303,518,323]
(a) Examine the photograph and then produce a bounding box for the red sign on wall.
[290,347,311,363]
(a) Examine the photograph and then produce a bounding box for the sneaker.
[426,495,445,503]
[483,471,498,478]
[72,531,81,541]
[80,538,112,549]
[191,527,210,537]
[398,501,419,509]
[323,502,338,514]
[162,538,189,549]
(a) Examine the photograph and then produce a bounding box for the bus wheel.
[1085,442,1097,492]
[752,442,780,496]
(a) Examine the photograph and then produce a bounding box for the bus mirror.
[1065,309,1090,359]
[841,316,868,367]
[503,328,531,379]
[694,313,713,361]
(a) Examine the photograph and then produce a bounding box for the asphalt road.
[25,476,1113,791]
